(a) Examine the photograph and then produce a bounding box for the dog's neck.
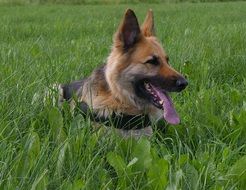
[80,61,148,117]
[105,50,145,107]
[77,101,151,130]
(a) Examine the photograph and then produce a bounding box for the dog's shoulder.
[60,79,86,101]
[60,64,109,102]
[88,64,109,92]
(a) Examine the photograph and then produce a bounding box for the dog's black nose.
[176,77,188,91]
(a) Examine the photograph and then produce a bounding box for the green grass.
[0,2,246,190]
[1,0,246,6]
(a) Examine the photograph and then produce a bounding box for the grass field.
[1,0,246,6]
[0,2,246,190]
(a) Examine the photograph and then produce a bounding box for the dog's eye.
[145,56,159,65]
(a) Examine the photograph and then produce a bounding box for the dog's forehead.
[132,37,167,62]
[147,37,167,56]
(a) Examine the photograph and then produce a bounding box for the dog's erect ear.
[115,9,141,51]
[141,9,155,37]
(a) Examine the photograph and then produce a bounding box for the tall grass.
[0,0,245,5]
[0,2,246,189]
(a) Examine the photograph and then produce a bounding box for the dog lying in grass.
[57,9,188,137]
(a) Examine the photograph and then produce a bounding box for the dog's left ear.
[141,9,155,37]
[114,9,141,51]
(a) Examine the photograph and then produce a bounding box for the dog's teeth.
[145,83,150,88]
[159,100,164,105]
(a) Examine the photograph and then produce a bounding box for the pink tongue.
[151,85,180,125]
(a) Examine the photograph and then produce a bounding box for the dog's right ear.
[114,9,141,51]
[141,9,155,37]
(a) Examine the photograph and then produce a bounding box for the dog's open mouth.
[144,82,180,125]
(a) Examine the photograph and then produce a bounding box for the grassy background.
[0,2,246,190]
[1,0,246,5]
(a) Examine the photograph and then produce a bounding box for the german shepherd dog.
[58,9,188,137]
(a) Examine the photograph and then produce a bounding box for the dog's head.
[106,9,188,125]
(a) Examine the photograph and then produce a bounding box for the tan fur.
[141,9,155,37]
[78,9,184,120]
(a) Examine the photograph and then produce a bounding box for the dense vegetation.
[0,2,245,189]
[1,0,246,5]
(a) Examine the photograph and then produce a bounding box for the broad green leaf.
[132,138,152,171]
[17,131,40,176]
[106,152,126,176]
[106,152,127,189]
[56,141,69,177]
[48,107,66,142]
[147,159,169,190]
[183,163,199,189]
